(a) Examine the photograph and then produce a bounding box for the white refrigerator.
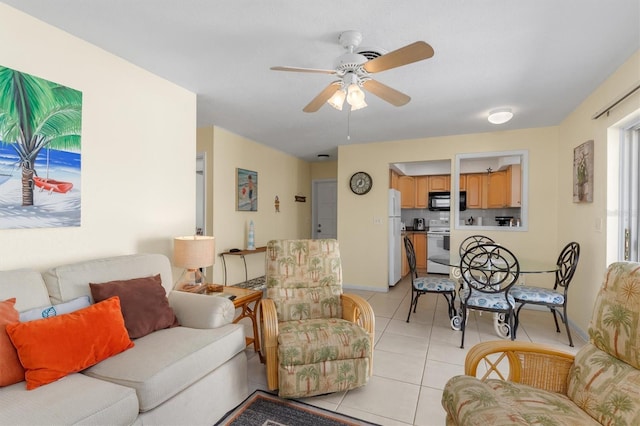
[388,189,402,286]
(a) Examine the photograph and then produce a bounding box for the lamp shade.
[173,236,215,269]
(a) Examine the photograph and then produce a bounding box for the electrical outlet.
[373,217,383,225]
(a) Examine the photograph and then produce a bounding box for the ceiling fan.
[271,30,434,113]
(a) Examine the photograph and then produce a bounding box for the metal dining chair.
[458,235,496,257]
[458,243,520,349]
[511,242,580,346]
[404,236,457,323]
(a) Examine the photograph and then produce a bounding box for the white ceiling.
[5,1,639,162]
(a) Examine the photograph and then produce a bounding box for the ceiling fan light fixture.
[327,88,346,110]
[488,108,513,124]
[346,83,366,110]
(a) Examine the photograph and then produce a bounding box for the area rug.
[215,390,380,426]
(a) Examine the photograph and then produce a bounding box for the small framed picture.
[573,140,594,203]
[237,168,258,211]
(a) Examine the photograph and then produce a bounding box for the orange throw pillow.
[0,298,25,386]
[6,297,134,390]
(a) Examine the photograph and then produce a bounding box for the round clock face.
[350,172,372,195]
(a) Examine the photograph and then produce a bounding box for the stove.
[427,219,450,235]
[427,219,451,274]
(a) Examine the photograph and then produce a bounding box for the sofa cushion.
[83,323,245,412]
[19,295,90,322]
[0,298,24,387]
[442,375,599,425]
[6,297,134,390]
[588,262,640,369]
[567,342,640,425]
[0,373,139,425]
[90,274,179,339]
[0,270,51,312]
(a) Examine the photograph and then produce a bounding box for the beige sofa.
[0,254,248,425]
[442,261,640,425]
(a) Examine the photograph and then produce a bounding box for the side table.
[219,247,266,285]
[217,285,264,362]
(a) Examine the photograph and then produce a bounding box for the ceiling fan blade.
[363,41,434,74]
[362,79,410,106]
[271,66,336,75]
[303,82,341,113]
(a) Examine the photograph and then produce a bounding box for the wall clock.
[349,171,372,195]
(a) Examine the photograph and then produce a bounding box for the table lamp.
[173,235,215,292]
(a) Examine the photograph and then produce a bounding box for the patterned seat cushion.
[278,318,370,366]
[277,318,370,398]
[510,285,564,305]
[460,288,515,310]
[442,375,600,425]
[414,276,456,292]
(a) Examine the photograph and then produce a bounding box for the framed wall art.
[573,140,594,203]
[237,168,258,211]
[0,65,82,229]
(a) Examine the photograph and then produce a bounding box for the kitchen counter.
[403,227,428,233]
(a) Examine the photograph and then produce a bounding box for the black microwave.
[428,191,467,211]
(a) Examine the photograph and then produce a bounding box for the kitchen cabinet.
[401,234,410,277]
[487,171,509,208]
[415,176,429,208]
[507,164,521,207]
[428,175,450,192]
[464,173,483,209]
[389,169,399,190]
[459,174,467,191]
[398,176,415,208]
[413,233,427,271]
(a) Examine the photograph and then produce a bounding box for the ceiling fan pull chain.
[347,109,351,141]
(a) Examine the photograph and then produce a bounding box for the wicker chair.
[442,261,640,425]
[258,239,374,398]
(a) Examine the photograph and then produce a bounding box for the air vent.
[355,47,387,61]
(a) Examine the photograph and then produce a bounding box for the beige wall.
[337,128,560,291]
[311,160,338,180]
[198,126,312,285]
[0,5,196,276]
[556,50,640,331]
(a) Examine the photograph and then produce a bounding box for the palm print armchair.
[258,239,374,398]
[442,261,640,425]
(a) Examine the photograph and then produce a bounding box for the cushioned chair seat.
[443,375,599,425]
[510,285,564,304]
[84,324,245,412]
[0,373,139,425]
[413,276,456,292]
[460,288,515,310]
[278,318,371,364]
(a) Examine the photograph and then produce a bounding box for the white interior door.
[196,153,206,235]
[313,179,337,239]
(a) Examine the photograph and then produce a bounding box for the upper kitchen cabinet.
[464,173,483,209]
[398,176,415,208]
[428,175,450,192]
[415,176,429,208]
[454,150,528,231]
[389,169,399,190]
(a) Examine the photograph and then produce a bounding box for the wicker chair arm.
[258,298,279,390]
[465,340,575,395]
[341,293,375,335]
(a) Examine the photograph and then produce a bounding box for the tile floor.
[244,275,586,426]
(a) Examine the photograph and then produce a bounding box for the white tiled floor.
[244,275,586,426]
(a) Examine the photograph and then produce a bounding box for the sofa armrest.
[465,340,575,395]
[168,291,235,329]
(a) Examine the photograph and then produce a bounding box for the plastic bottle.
[247,221,255,250]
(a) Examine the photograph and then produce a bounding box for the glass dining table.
[429,255,559,338]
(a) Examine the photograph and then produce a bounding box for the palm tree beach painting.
[0,65,82,229]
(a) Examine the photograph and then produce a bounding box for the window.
[619,123,639,261]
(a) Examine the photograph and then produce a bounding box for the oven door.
[427,233,450,274]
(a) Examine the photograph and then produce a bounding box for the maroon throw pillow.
[90,274,179,339]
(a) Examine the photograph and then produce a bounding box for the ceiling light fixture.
[327,74,367,111]
[488,108,513,124]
